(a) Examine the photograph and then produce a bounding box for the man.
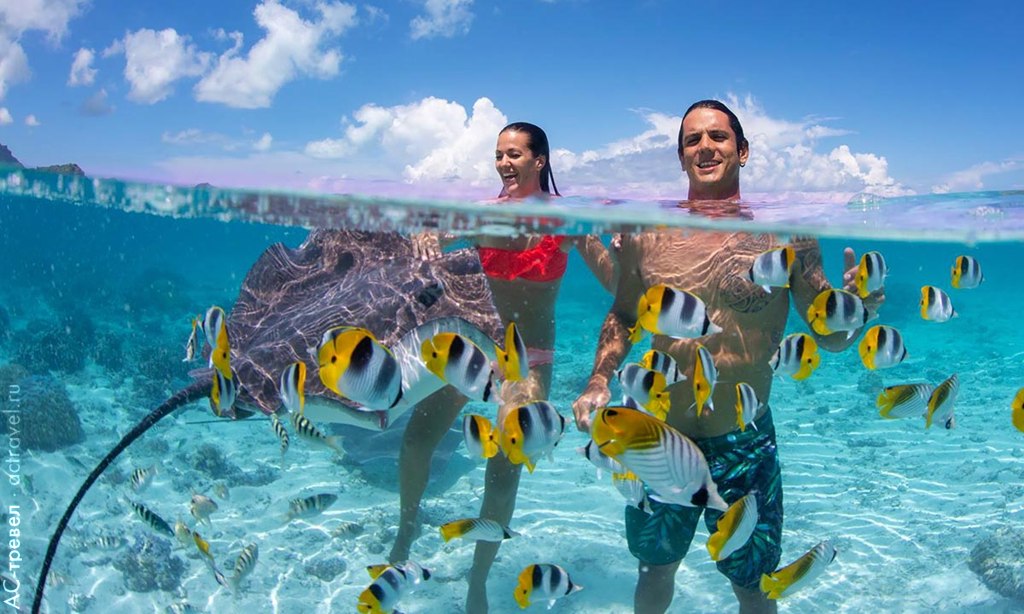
[572,99,882,614]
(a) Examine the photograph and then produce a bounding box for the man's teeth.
[698,161,718,168]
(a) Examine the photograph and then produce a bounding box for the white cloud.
[304,96,506,184]
[0,38,29,100]
[252,132,273,151]
[24,114,39,126]
[113,28,210,104]
[0,0,87,99]
[931,158,1023,193]
[194,0,357,109]
[0,107,12,125]
[410,0,473,40]
[162,128,228,145]
[68,47,96,86]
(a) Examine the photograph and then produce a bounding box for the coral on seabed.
[0,374,84,452]
[969,526,1024,601]
[112,533,185,593]
[14,307,97,374]
[305,555,348,582]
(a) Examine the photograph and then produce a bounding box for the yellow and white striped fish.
[440,518,519,543]
[707,492,759,562]
[513,564,583,610]
[318,326,402,409]
[617,363,671,420]
[951,255,983,289]
[612,470,650,512]
[858,325,907,370]
[421,332,500,403]
[734,383,762,432]
[463,414,499,459]
[925,373,959,429]
[640,349,686,385]
[628,284,722,343]
[1012,387,1024,433]
[279,362,306,414]
[497,321,529,382]
[500,401,566,473]
[577,439,625,477]
[289,412,344,456]
[202,305,232,379]
[854,251,888,298]
[210,368,238,418]
[877,383,933,419]
[747,246,795,293]
[760,539,837,600]
[769,333,821,380]
[806,289,870,338]
[591,406,727,511]
[920,285,957,322]
[693,344,718,417]
[357,561,431,614]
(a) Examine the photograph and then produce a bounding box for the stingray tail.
[31,379,212,614]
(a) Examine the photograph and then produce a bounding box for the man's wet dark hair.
[678,100,749,154]
[500,122,560,196]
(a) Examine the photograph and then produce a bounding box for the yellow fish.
[747,246,795,293]
[591,407,727,511]
[210,368,237,418]
[496,321,529,382]
[806,289,869,338]
[278,361,306,414]
[439,518,519,543]
[617,363,671,420]
[761,539,837,599]
[769,333,820,380]
[421,332,499,403]
[858,325,907,370]
[513,564,583,610]
[500,401,566,473]
[202,305,232,379]
[318,326,402,409]
[628,284,722,343]
[707,492,759,562]
[693,344,717,417]
[357,561,431,614]
[1012,388,1024,433]
[854,251,887,298]
[462,414,499,459]
[877,383,933,419]
[920,285,957,322]
[640,349,686,384]
[951,255,983,289]
[734,383,761,432]
[925,373,959,429]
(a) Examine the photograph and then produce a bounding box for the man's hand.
[572,380,611,433]
[840,247,886,317]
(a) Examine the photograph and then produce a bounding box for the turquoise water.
[2,169,1024,613]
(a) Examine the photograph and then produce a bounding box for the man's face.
[679,108,749,199]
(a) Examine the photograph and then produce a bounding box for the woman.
[391,122,617,613]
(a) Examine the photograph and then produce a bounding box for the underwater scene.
[3,169,1024,614]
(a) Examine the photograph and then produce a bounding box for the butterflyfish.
[628,284,722,343]
[513,564,583,610]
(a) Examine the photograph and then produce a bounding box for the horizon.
[1,1,1021,200]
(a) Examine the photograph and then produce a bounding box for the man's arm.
[571,235,644,431]
[789,237,884,352]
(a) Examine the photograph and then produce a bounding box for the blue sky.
[1,0,1022,199]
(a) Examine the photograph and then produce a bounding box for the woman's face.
[495,129,545,198]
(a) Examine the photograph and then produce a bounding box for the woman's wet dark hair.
[677,100,749,154]
[500,122,560,196]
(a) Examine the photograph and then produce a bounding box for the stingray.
[32,229,503,612]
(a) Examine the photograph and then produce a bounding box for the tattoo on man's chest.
[721,274,773,313]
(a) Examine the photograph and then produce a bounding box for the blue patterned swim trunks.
[624,408,783,588]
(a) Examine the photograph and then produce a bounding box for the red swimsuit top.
[477,235,569,283]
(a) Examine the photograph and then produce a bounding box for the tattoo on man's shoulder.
[721,273,773,313]
[796,242,828,291]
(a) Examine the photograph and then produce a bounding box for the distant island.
[0,142,85,176]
